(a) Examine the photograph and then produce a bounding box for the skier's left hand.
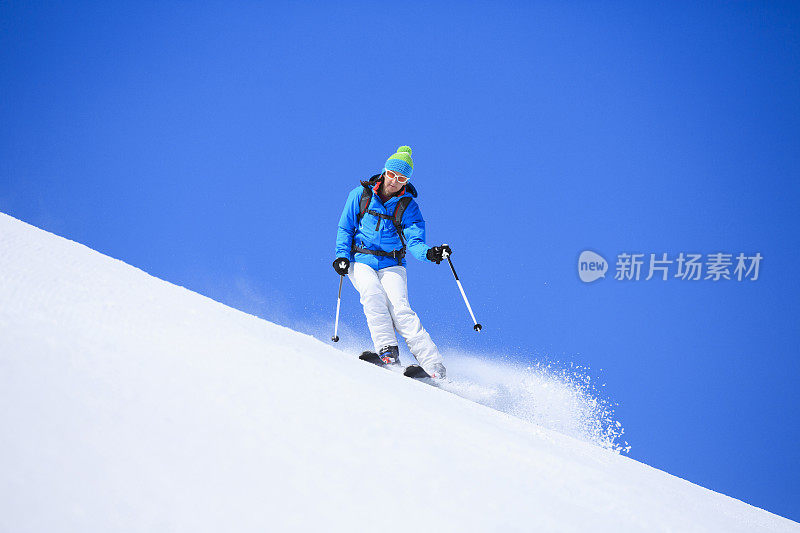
[427,245,452,265]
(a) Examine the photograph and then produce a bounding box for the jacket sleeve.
[335,187,362,260]
[401,200,432,263]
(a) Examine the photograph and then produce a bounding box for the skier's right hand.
[333,257,350,276]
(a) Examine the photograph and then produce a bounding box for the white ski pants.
[348,262,442,371]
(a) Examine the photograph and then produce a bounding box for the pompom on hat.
[384,145,414,178]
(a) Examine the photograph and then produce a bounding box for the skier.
[333,146,450,379]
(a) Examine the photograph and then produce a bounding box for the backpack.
[352,178,412,264]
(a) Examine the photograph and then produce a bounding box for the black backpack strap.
[392,197,412,235]
[392,197,413,253]
[357,185,373,223]
[351,245,406,261]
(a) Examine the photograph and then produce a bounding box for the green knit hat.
[384,145,414,178]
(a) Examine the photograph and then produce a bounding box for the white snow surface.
[0,211,797,532]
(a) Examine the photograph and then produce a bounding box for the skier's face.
[382,171,406,195]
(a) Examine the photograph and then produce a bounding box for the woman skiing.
[333,146,450,379]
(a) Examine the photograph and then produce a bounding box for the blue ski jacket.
[335,176,432,270]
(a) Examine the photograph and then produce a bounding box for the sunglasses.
[384,170,410,184]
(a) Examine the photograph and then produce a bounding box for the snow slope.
[0,211,796,532]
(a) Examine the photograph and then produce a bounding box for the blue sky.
[2,1,799,521]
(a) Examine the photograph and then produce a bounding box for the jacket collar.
[362,174,418,199]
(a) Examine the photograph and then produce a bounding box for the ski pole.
[331,273,344,342]
[443,246,482,332]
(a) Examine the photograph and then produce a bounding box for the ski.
[358,351,438,383]
[359,351,385,366]
[403,365,431,379]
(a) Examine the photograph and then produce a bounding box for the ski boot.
[379,345,401,366]
[428,363,446,379]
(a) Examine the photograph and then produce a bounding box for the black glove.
[332,257,350,275]
[426,245,452,265]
